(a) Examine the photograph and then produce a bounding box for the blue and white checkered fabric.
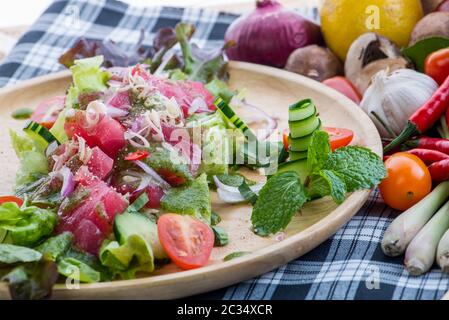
[1,0,448,300]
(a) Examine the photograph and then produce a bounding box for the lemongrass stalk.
[436,229,449,273]
[381,181,449,257]
[404,200,449,276]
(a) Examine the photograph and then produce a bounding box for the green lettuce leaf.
[62,248,112,282]
[35,232,73,261]
[99,235,154,279]
[251,172,307,236]
[9,130,49,188]
[200,125,230,177]
[161,173,212,223]
[205,78,235,103]
[1,258,58,300]
[49,108,69,143]
[0,203,57,247]
[70,56,109,93]
[0,244,42,265]
[57,257,101,283]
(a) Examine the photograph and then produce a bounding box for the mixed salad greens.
[0,23,385,299]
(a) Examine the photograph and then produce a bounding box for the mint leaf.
[322,146,386,192]
[308,170,347,204]
[307,131,331,172]
[251,172,307,236]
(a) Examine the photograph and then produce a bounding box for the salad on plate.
[0,23,385,299]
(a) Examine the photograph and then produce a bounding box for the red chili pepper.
[124,150,150,161]
[429,159,449,182]
[0,196,23,206]
[406,148,449,165]
[405,137,449,155]
[384,75,449,153]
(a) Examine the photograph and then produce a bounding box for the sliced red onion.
[59,166,75,197]
[213,175,265,204]
[108,67,129,80]
[230,97,277,140]
[124,131,150,148]
[45,140,59,158]
[189,97,209,114]
[106,105,129,118]
[85,101,106,127]
[134,160,171,190]
[135,173,152,192]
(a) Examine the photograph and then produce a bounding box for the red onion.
[59,166,75,197]
[230,97,277,140]
[134,160,171,190]
[224,0,322,68]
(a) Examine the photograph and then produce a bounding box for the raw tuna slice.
[87,147,114,180]
[64,110,126,158]
[57,167,128,255]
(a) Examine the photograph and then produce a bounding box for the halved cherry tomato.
[124,150,150,161]
[30,96,65,129]
[323,127,354,151]
[379,153,432,211]
[282,129,289,150]
[158,213,214,270]
[322,76,362,104]
[424,48,449,85]
[0,196,23,206]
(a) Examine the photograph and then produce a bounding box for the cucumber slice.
[289,133,313,152]
[289,115,321,139]
[277,159,309,183]
[24,121,59,147]
[215,97,257,141]
[289,99,316,121]
[114,211,168,260]
[289,149,308,161]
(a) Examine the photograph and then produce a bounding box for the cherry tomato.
[322,76,362,104]
[323,127,354,151]
[31,96,65,129]
[157,213,214,270]
[0,196,23,206]
[424,48,449,85]
[282,129,289,150]
[379,153,432,211]
[124,150,150,161]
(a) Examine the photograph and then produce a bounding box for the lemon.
[320,0,424,60]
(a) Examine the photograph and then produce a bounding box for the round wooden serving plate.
[0,61,381,299]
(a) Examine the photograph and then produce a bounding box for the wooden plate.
[0,61,381,299]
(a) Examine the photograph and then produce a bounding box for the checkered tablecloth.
[1,0,448,300]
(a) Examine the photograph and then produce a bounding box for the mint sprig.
[250,130,385,236]
[251,172,307,236]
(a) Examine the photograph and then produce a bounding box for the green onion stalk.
[381,181,449,257]
[404,199,449,276]
[437,229,449,273]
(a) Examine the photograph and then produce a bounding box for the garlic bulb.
[361,69,438,138]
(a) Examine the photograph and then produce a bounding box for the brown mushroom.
[285,45,343,82]
[409,12,449,45]
[345,33,409,94]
